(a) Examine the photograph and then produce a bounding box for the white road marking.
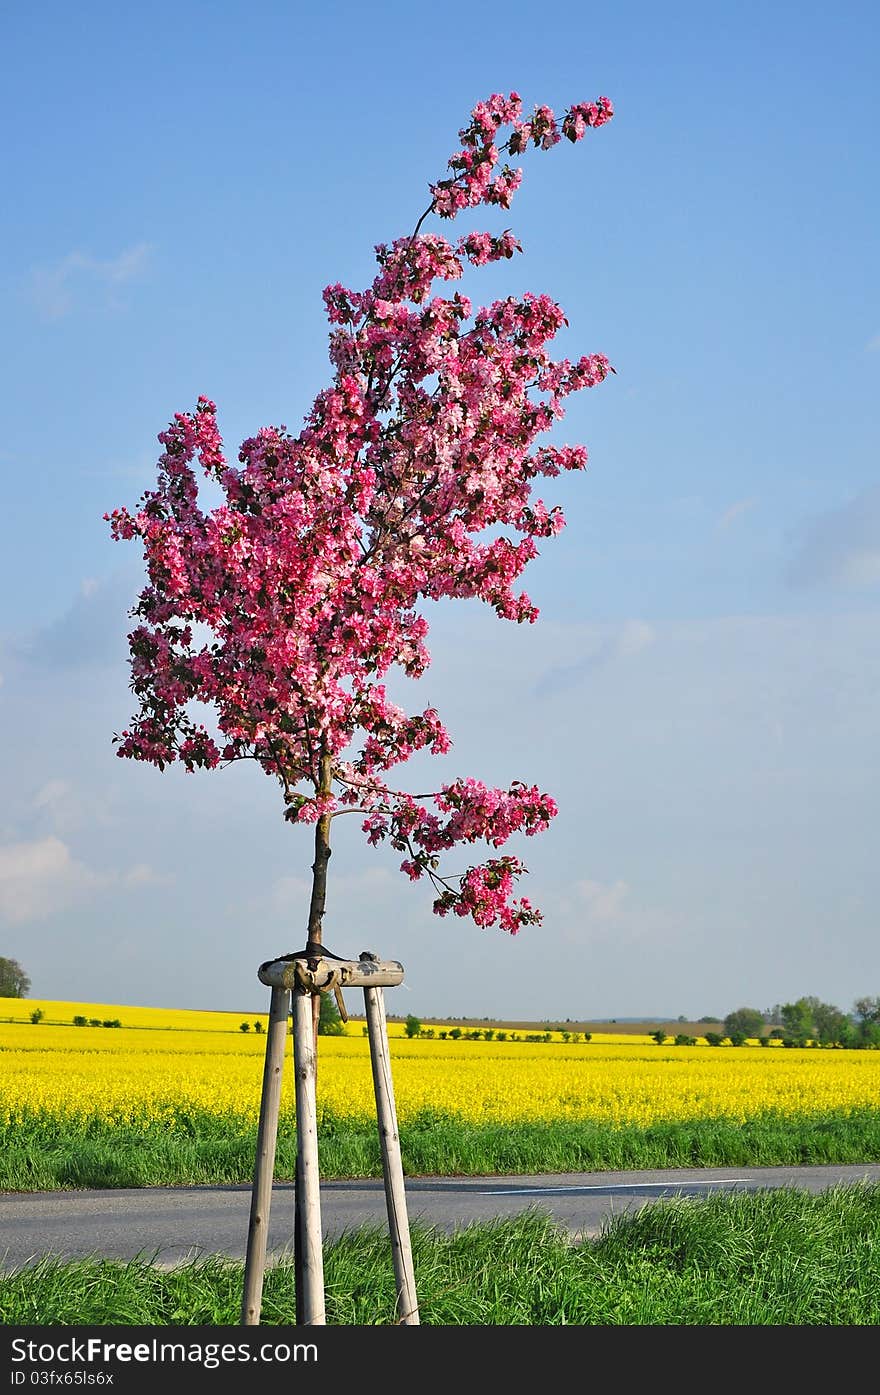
[477,1179,755,1195]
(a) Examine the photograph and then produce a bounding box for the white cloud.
[32,779,72,812]
[122,863,174,887]
[574,877,630,922]
[28,242,154,319]
[0,837,106,925]
[267,865,394,917]
[616,619,654,657]
[0,834,173,926]
[5,596,880,1016]
[30,778,117,837]
[268,874,312,911]
[15,570,134,672]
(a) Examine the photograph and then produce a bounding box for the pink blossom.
[106,91,615,936]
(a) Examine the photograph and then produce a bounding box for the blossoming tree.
[106,91,615,1002]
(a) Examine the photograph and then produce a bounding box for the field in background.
[3,995,879,1193]
[392,1015,724,1038]
[2,997,877,1131]
[0,996,717,1043]
[0,997,677,1043]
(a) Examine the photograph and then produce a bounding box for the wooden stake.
[241,984,290,1325]
[364,977,420,1325]
[291,985,326,1325]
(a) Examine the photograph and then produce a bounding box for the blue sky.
[1,0,878,1020]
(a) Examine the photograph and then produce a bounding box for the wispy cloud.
[865,333,880,353]
[31,778,117,837]
[13,572,135,672]
[263,865,395,917]
[28,242,154,319]
[534,619,655,698]
[717,497,755,530]
[550,875,685,951]
[785,486,880,589]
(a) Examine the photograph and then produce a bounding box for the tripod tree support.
[241,949,419,1326]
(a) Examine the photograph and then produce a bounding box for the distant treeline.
[713,995,880,1048]
[384,995,880,1049]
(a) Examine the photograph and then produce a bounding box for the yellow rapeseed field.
[2,998,878,1132]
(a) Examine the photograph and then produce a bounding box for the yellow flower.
[1,999,877,1131]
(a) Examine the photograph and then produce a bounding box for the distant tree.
[239,1021,251,1033]
[854,996,880,1027]
[698,1016,721,1024]
[651,1030,667,1045]
[0,957,30,998]
[72,1016,88,1027]
[723,1007,765,1041]
[317,992,344,1037]
[404,1014,422,1039]
[30,1008,44,1024]
[674,1033,697,1046]
[853,998,880,1047]
[253,1020,264,1034]
[704,1032,724,1047]
[812,1001,853,1047]
[727,1030,747,1047]
[779,997,815,1039]
[448,1027,462,1040]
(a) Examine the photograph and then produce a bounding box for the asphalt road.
[3,1162,880,1273]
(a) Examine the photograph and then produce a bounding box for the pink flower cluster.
[433,858,541,934]
[106,91,614,934]
[430,90,613,217]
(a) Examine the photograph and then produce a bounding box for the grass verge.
[2,1107,880,1191]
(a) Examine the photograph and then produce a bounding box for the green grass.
[2,1106,880,1191]
[3,1185,880,1325]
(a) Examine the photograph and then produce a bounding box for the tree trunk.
[305,748,333,1048]
[295,746,333,1321]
